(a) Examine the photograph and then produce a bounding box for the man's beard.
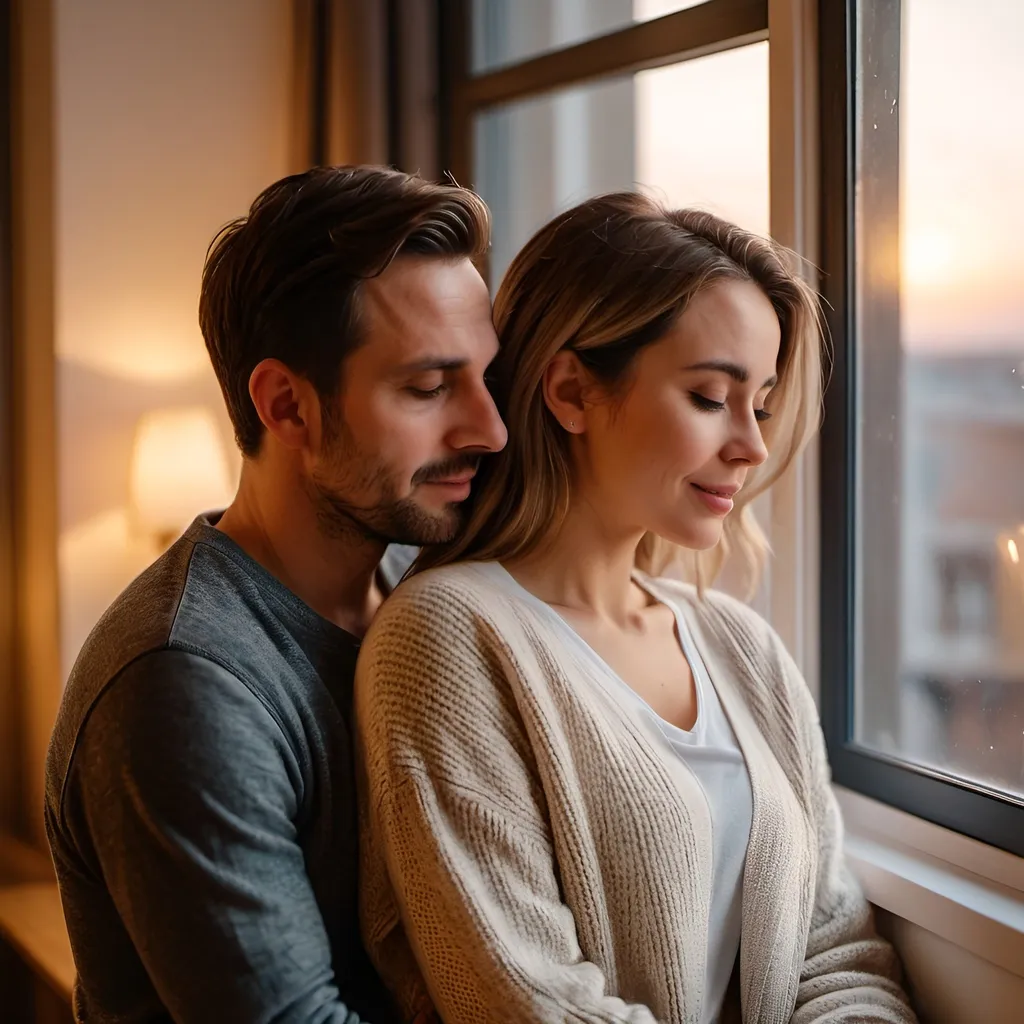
[311,475,465,546]
[308,417,477,546]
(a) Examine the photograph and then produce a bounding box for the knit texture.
[356,563,917,1024]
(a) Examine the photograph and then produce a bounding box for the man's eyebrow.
[685,360,777,388]
[395,357,469,375]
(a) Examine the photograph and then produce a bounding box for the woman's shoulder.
[646,575,778,648]
[647,575,801,696]
[365,561,529,652]
[385,560,514,612]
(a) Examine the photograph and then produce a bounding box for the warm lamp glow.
[129,407,235,547]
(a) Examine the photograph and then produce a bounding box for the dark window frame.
[817,0,1024,857]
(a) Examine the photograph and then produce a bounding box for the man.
[45,165,506,1022]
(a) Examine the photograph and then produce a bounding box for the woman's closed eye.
[689,391,773,422]
[688,391,726,413]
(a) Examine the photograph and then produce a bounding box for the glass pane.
[473,42,769,288]
[471,0,711,75]
[855,0,1024,800]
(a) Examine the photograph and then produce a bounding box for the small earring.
[568,420,576,430]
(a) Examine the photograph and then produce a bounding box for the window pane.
[473,42,769,287]
[471,0,711,75]
[856,0,1024,800]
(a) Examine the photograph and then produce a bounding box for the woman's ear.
[542,350,590,434]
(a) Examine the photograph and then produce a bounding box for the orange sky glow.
[635,0,1023,354]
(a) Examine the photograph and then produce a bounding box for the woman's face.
[579,278,781,551]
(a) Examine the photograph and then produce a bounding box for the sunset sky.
[635,0,1024,353]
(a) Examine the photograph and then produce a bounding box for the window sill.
[835,785,1024,978]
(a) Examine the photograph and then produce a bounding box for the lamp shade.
[129,406,235,544]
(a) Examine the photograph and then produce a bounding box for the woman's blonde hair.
[416,192,824,591]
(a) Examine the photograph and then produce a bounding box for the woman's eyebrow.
[684,360,777,388]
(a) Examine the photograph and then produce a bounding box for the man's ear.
[248,358,322,452]
[542,350,591,435]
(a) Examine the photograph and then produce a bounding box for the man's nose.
[451,381,508,453]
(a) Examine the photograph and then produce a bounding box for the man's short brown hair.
[199,165,490,456]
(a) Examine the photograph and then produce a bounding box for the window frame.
[817,0,1024,858]
[437,0,770,187]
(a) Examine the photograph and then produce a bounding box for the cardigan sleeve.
[355,577,661,1024]
[774,641,918,1024]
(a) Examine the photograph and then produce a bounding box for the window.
[470,1,714,74]
[440,0,770,220]
[474,41,769,286]
[820,0,1024,854]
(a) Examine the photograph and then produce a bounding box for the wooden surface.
[0,882,75,1003]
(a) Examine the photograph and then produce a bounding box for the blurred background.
[0,1,1021,1021]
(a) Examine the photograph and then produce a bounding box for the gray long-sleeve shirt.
[45,514,413,1023]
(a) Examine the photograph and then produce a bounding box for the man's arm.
[60,649,363,1024]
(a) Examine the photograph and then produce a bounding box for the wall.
[5,0,295,850]
[53,0,293,681]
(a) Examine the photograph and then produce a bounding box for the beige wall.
[53,0,293,680]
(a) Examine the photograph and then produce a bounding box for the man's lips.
[422,472,476,486]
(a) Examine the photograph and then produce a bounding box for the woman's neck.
[503,498,648,626]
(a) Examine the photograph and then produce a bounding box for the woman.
[355,194,916,1024]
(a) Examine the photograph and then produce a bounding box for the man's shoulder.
[378,543,418,591]
[47,531,319,820]
[57,531,279,710]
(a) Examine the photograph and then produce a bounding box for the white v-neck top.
[484,565,752,1023]
[624,582,752,1024]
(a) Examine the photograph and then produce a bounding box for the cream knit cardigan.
[355,563,917,1024]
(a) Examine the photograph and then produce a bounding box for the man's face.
[308,255,507,545]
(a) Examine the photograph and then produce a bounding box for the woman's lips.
[691,482,735,515]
